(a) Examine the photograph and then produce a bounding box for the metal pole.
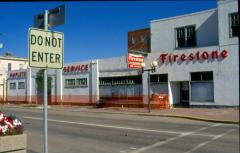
[147,70,151,113]
[44,10,48,153]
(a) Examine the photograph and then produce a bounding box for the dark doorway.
[180,81,189,107]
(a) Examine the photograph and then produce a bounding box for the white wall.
[0,58,27,100]
[217,0,238,46]
[62,61,91,103]
[7,78,27,102]
[151,9,219,52]
[99,56,140,78]
[169,82,180,105]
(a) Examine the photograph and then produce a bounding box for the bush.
[0,112,23,136]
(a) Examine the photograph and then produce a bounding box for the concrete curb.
[2,105,239,124]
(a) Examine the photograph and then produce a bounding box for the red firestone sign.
[127,53,144,69]
[159,50,228,64]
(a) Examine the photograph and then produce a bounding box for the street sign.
[34,5,65,29]
[48,5,65,28]
[28,28,64,69]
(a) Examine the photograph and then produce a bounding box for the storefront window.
[18,82,25,89]
[150,74,168,84]
[99,76,142,86]
[191,71,214,102]
[99,75,142,98]
[10,82,16,90]
[150,74,168,94]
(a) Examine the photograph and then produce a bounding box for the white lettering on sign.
[29,28,64,69]
[127,53,144,69]
[128,53,144,63]
[128,63,142,69]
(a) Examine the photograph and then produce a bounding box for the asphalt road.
[1,106,239,153]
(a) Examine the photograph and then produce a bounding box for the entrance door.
[180,81,189,107]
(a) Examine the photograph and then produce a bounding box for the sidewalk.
[50,105,239,124]
[1,104,239,124]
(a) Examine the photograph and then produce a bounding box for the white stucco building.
[0,53,28,102]
[6,0,239,107]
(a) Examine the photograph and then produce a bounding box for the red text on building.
[127,53,144,69]
[159,50,228,64]
[9,71,26,79]
[63,64,89,74]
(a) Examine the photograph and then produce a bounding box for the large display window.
[191,71,214,102]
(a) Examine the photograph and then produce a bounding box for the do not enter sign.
[29,28,64,69]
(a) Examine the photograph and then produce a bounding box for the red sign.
[159,50,228,64]
[9,71,26,79]
[63,64,89,74]
[128,63,142,69]
[127,53,144,69]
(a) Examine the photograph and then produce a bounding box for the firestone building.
[6,0,239,108]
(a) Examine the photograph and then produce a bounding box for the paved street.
[1,107,239,153]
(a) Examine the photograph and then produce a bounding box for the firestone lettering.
[159,50,228,64]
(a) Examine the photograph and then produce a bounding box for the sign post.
[29,6,64,153]
[44,10,48,153]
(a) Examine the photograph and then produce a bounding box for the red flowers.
[0,112,23,136]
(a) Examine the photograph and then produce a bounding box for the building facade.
[0,53,28,102]
[6,0,239,107]
[128,28,151,55]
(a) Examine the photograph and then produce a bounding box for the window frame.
[76,78,88,87]
[8,63,12,72]
[9,82,16,90]
[131,36,136,44]
[18,82,25,89]
[229,12,239,38]
[65,79,75,88]
[190,71,214,102]
[99,75,142,86]
[140,35,145,43]
[175,25,196,48]
[150,74,168,84]
[191,71,213,82]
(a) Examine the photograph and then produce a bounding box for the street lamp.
[141,60,158,113]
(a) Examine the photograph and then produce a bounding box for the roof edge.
[151,8,217,23]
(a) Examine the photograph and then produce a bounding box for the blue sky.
[0,1,217,63]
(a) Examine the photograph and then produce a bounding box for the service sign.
[28,28,64,69]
